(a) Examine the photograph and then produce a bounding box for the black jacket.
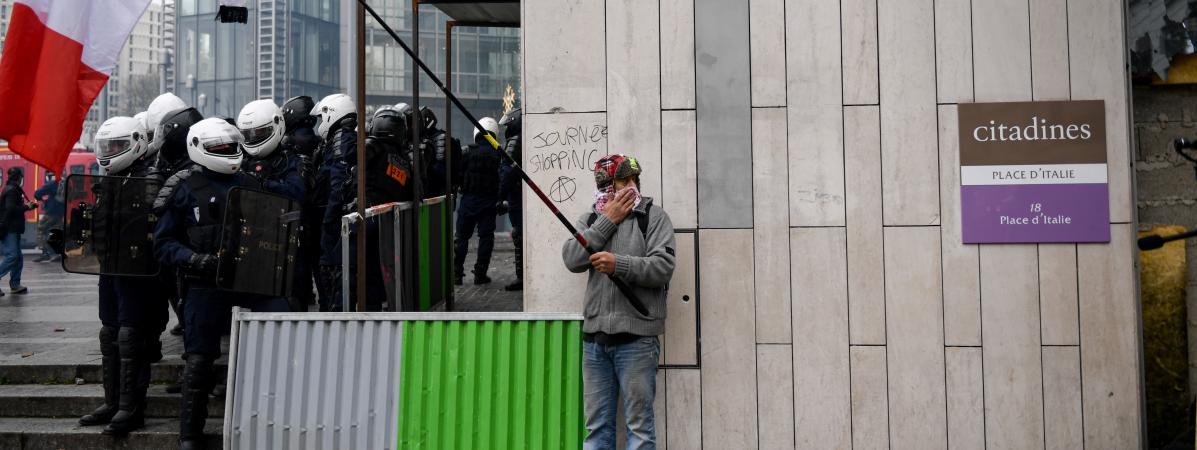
[1,181,31,234]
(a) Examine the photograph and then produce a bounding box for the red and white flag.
[0,0,151,172]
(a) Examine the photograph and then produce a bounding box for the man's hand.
[589,252,617,274]
[601,189,634,225]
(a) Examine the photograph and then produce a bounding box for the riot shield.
[62,174,161,276]
[216,187,301,297]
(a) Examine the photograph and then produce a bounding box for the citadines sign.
[958,100,1110,243]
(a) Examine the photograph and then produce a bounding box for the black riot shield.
[215,187,301,297]
[62,174,162,276]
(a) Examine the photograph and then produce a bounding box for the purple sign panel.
[958,101,1110,244]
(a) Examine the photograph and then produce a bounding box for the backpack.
[586,202,652,240]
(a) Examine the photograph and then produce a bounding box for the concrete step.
[0,417,222,450]
[0,384,223,419]
[0,363,227,385]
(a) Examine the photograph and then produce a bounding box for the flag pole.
[355,0,649,316]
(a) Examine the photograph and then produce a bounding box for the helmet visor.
[241,124,275,146]
[96,138,134,160]
[204,142,241,157]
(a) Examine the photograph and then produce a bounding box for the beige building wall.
[521,0,1144,448]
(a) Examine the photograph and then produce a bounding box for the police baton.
[356,0,651,316]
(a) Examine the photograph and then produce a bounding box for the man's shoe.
[504,281,523,291]
[473,274,492,285]
[32,255,48,263]
[170,323,184,336]
[49,255,61,262]
[10,286,27,294]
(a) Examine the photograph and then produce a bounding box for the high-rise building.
[0,0,12,53]
[354,0,520,139]
[169,0,519,139]
[172,0,343,119]
[80,1,165,146]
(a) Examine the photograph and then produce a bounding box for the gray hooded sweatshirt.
[562,197,677,336]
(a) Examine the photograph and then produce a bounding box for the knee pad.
[99,326,119,355]
[117,328,144,358]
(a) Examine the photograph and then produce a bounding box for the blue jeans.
[0,233,23,288]
[583,336,659,450]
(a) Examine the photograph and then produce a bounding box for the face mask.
[594,185,642,213]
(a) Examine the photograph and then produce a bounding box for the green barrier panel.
[398,319,585,450]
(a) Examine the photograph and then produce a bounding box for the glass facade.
[170,0,519,139]
[173,1,342,119]
[364,0,520,140]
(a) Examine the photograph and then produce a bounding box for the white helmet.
[474,116,499,143]
[133,111,148,132]
[186,118,244,174]
[93,116,146,175]
[312,93,356,139]
[145,93,187,156]
[237,99,284,158]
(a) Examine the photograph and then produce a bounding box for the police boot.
[178,353,213,449]
[79,326,120,426]
[105,328,148,434]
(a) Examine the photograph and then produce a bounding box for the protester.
[561,154,676,450]
[33,171,63,262]
[0,167,36,295]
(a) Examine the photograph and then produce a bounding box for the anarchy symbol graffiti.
[548,176,577,203]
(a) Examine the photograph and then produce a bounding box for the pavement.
[0,233,523,370]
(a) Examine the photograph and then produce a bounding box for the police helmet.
[237,100,285,158]
[93,116,147,175]
[145,93,188,156]
[281,95,316,132]
[312,93,356,140]
[186,118,245,174]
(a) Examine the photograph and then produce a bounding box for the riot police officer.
[76,116,169,435]
[453,117,502,285]
[238,100,307,311]
[404,106,462,198]
[497,108,523,291]
[311,93,357,311]
[150,105,204,342]
[342,107,414,311]
[144,93,188,169]
[280,95,319,186]
[237,99,305,201]
[280,96,322,310]
[154,118,290,449]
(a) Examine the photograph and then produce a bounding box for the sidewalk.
[0,234,522,369]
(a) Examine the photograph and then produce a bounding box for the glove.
[184,252,219,274]
[46,229,64,255]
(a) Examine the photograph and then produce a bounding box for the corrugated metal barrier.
[224,311,585,450]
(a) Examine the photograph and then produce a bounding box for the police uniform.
[454,119,503,285]
[77,116,169,436]
[154,118,290,449]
